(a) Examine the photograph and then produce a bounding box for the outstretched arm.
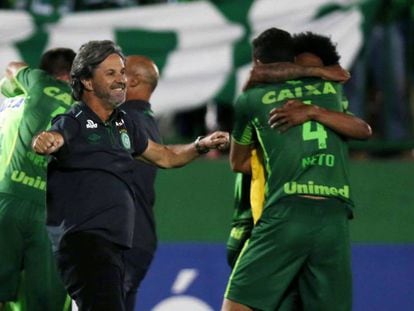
[138,131,229,168]
[243,63,350,91]
[269,99,372,140]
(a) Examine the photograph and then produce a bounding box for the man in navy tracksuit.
[32,41,229,311]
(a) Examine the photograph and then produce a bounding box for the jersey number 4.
[302,101,327,149]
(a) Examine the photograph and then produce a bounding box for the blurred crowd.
[1,0,414,159]
[343,0,414,159]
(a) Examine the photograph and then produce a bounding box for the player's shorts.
[225,196,352,311]
[226,219,253,268]
[0,193,67,310]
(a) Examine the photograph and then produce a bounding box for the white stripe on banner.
[0,0,365,115]
[0,11,34,75]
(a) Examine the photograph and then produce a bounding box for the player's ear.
[128,75,139,88]
[81,78,93,91]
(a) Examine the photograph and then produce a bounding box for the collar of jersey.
[79,101,122,125]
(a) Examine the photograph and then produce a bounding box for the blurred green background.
[155,159,414,243]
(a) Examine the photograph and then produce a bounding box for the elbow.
[364,123,373,139]
[358,123,373,140]
[230,161,250,174]
[230,162,241,173]
[349,121,373,140]
[6,61,22,79]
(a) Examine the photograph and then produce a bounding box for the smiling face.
[89,53,127,108]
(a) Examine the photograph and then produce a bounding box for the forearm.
[141,132,228,168]
[161,143,200,168]
[251,63,324,83]
[140,140,200,169]
[310,106,372,140]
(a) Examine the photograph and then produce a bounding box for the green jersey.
[232,173,253,224]
[0,67,75,205]
[232,78,354,210]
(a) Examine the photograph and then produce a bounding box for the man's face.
[91,53,126,108]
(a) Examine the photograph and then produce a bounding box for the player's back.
[240,78,353,210]
[0,67,75,205]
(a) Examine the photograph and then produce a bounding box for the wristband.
[194,136,210,154]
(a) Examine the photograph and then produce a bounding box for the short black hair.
[293,32,340,66]
[71,40,125,101]
[252,28,295,63]
[39,48,76,77]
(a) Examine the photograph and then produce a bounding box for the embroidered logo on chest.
[120,131,131,149]
[116,119,125,127]
[87,133,101,144]
[86,119,98,129]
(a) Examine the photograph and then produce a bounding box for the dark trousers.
[56,232,126,311]
[124,247,154,311]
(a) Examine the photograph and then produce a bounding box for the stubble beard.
[95,87,126,109]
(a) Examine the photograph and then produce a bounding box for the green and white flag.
[0,0,377,115]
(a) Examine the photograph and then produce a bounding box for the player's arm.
[1,62,28,97]
[269,99,372,140]
[230,92,254,173]
[138,131,229,168]
[243,62,350,90]
[5,62,27,79]
[230,140,252,174]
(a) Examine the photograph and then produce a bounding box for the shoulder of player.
[120,105,153,123]
[16,67,48,82]
[117,109,140,132]
[65,103,86,119]
[16,67,68,95]
[239,84,274,102]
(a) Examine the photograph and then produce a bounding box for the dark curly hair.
[293,32,340,66]
[252,28,295,64]
[70,40,125,101]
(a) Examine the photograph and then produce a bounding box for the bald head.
[125,55,159,101]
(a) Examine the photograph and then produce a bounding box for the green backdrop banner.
[154,159,414,243]
[0,0,375,115]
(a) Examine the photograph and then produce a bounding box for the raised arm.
[269,99,372,140]
[5,61,27,79]
[1,62,28,97]
[138,131,229,168]
[243,62,350,91]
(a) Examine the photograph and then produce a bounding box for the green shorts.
[225,196,352,311]
[0,193,67,310]
[226,219,253,268]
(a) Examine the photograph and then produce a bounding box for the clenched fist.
[200,131,230,151]
[32,131,64,155]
